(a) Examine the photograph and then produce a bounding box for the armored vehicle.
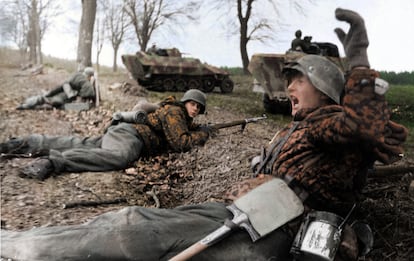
[248,41,345,115]
[121,48,234,93]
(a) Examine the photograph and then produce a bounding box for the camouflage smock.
[66,72,96,99]
[134,96,209,156]
[263,69,408,211]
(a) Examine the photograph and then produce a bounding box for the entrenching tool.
[169,178,304,261]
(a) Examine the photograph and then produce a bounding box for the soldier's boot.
[0,138,28,154]
[16,95,45,110]
[19,158,54,180]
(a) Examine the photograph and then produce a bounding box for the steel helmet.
[83,67,95,77]
[180,89,207,114]
[283,55,345,104]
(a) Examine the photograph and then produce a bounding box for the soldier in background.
[147,43,158,55]
[16,67,96,110]
[1,89,213,180]
[290,30,303,51]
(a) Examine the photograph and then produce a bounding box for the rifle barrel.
[211,120,247,130]
[209,116,267,130]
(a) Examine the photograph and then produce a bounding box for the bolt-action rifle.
[208,114,267,133]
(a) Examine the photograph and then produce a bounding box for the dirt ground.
[0,62,413,260]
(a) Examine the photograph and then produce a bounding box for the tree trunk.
[112,47,118,72]
[77,0,97,70]
[27,0,43,65]
[95,50,100,72]
[238,0,252,75]
[240,20,250,75]
[34,1,42,64]
[28,0,38,64]
[27,27,36,63]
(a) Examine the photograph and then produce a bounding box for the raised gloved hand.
[334,8,370,70]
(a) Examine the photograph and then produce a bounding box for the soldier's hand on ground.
[112,112,123,122]
[334,8,370,70]
[107,112,122,128]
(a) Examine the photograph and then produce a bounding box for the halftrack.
[248,40,346,115]
[121,48,234,93]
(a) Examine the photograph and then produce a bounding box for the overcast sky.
[40,0,414,72]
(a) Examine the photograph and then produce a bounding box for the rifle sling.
[254,121,300,176]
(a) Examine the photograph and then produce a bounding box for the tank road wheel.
[187,79,201,90]
[220,78,234,93]
[163,78,175,91]
[202,79,215,93]
[175,79,187,92]
[150,79,164,91]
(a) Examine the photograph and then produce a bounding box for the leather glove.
[334,8,370,70]
[199,125,218,138]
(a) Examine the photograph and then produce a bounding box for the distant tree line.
[0,0,313,74]
[380,71,414,86]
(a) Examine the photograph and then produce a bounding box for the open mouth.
[290,96,299,109]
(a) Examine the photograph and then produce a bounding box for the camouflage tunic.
[135,96,209,155]
[263,69,408,211]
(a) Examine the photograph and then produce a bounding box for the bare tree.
[124,0,200,52]
[0,0,60,64]
[94,15,105,72]
[28,0,41,63]
[0,0,29,57]
[99,0,130,72]
[28,0,60,64]
[77,0,97,69]
[211,0,309,74]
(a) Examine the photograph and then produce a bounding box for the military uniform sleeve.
[161,106,209,152]
[69,73,96,99]
[308,69,408,163]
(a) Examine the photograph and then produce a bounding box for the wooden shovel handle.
[169,242,208,261]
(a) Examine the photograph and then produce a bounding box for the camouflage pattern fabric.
[257,69,407,212]
[135,96,209,155]
[222,69,407,260]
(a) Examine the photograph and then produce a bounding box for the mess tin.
[290,211,344,261]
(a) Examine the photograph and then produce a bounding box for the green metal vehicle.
[121,48,234,93]
[248,42,346,115]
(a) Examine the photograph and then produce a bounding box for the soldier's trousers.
[21,92,69,109]
[0,202,293,261]
[23,123,143,173]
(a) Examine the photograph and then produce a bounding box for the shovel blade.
[234,178,304,238]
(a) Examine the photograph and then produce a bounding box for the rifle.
[209,114,267,133]
[92,72,100,107]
